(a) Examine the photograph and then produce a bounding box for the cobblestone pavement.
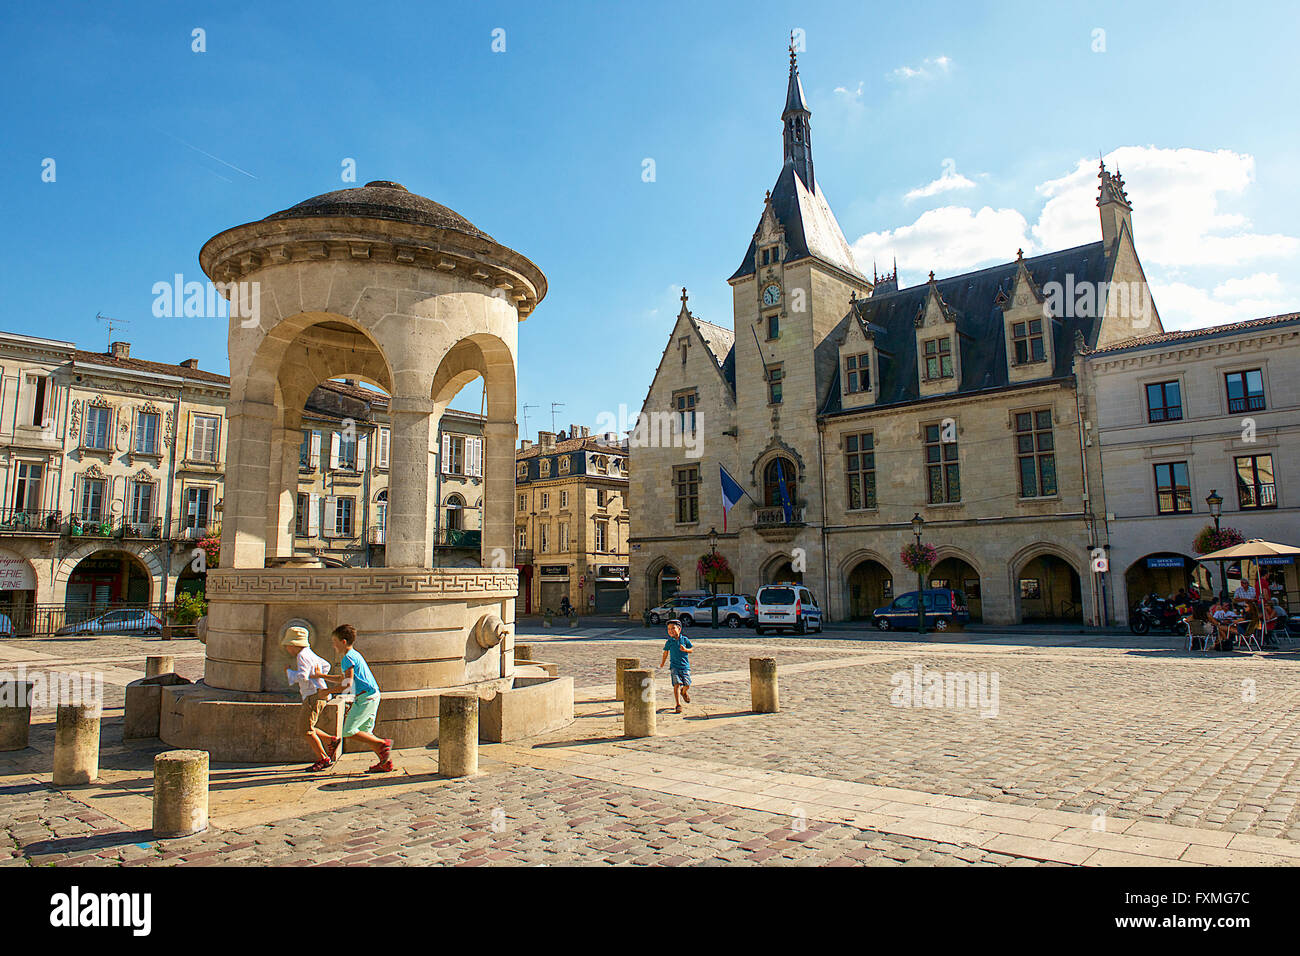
[3,628,1300,866]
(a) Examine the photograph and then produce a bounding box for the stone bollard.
[53,703,101,785]
[0,680,34,751]
[145,655,175,678]
[514,644,535,662]
[438,693,478,777]
[152,750,209,838]
[614,657,641,702]
[750,658,779,713]
[622,668,656,738]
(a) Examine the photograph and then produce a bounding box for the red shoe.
[327,736,342,761]
[379,739,393,762]
[307,759,332,773]
[366,760,394,774]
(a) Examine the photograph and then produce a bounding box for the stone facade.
[630,51,1164,627]
[1085,313,1300,624]
[516,427,629,614]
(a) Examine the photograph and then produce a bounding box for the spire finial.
[789,31,797,71]
[1016,247,1024,261]
[928,270,936,283]
[681,287,688,306]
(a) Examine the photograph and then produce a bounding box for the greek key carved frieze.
[207,567,519,600]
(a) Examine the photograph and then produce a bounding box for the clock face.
[762,284,781,306]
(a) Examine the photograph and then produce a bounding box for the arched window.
[763,458,797,508]
[446,493,464,532]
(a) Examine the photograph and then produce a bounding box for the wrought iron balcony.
[436,527,481,549]
[0,508,63,535]
[754,506,806,528]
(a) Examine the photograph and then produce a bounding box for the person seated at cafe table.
[1208,599,1240,651]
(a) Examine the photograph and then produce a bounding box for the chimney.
[180,358,199,369]
[605,432,618,443]
[569,424,580,438]
[110,341,130,360]
[519,439,533,452]
[538,431,556,450]
[580,425,590,438]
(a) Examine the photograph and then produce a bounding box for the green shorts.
[342,692,380,737]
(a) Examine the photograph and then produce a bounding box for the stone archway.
[842,553,893,620]
[1015,551,1083,622]
[762,552,802,585]
[930,550,982,622]
[59,548,156,608]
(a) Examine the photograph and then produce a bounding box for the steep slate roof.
[730,163,864,283]
[1086,311,1300,355]
[820,242,1109,415]
[515,435,624,460]
[693,317,737,392]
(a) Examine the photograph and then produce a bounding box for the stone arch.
[239,311,396,407]
[54,545,161,605]
[1011,544,1085,623]
[929,545,983,622]
[838,548,896,621]
[761,551,802,585]
[645,556,681,604]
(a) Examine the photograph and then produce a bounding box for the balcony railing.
[0,508,63,535]
[368,526,386,545]
[69,514,166,539]
[437,528,481,549]
[169,518,216,542]
[754,506,806,527]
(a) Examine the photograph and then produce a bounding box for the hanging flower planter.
[697,551,731,584]
[901,542,939,576]
[1193,524,1245,555]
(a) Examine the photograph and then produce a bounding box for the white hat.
[281,625,310,648]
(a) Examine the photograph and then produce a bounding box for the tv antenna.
[550,402,566,433]
[521,403,539,438]
[95,312,130,350]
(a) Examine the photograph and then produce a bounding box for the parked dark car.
[55,609,164,636]
[872,589,970,632]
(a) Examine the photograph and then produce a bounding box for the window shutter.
[325,496,337,535]
[442,433,451,475]
[308,493,320,537]
[357,434,368,471]
[329,433,340,469]
[309,431,321,468]
[378,428,390,468]
[471,437,483,477]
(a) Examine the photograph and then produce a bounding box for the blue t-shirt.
[664,634,693,670]
[341,648,380,698]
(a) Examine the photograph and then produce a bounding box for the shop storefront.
[594,564,629,614]
[538,564,569,614]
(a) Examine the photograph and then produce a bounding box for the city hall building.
[629,50,1166,625]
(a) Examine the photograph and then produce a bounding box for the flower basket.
[1193,525,1245,555]
[196,529,221,569]
[901,542,939,576]
[697,551,731,585]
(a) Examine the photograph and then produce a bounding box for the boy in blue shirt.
[659,619,694,713]
[319,624,393,773]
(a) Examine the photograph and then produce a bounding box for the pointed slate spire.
[782,36,814,191]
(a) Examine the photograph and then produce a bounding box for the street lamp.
[708,526,719,629]
[1206,489,1228,600]
[911,513,926,635]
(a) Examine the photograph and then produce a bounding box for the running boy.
[659,619,694,714]
[283,626,338,773]
[318,624,393,773]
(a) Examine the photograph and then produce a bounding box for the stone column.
[266,424,302,560]
[53,703,101,785]
[0,680,33,751]
[622,668,655,738]
[386,394,436,568]
[438,693,478,776]
[750,658,779,713]
[614,657,641,702]
[152,750,209,838]
[223,399,277,569]
[146,655,175,678]
[482,418,517,568]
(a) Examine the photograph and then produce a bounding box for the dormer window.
[922,337,954,381]
[844,353,871,394]
[1012,319,1046,365]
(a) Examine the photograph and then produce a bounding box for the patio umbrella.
[1197,539,1300,642]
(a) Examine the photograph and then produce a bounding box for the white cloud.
[889,56,953,81]
[851,205,1030,282]
[1033,146,1298,266]
[848,146,1298,329]
[905,161,977,201]
[833,81,864,98]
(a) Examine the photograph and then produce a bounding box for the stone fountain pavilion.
[158,181,573,761]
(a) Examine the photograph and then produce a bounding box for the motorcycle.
[1128,593,1184,634]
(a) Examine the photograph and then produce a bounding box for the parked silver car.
[679,593,756,628]
[55,609,163,636]
[646,595,707,626]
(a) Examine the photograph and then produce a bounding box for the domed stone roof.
[264,181,493,242]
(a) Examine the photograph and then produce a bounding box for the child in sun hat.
[318,624,393,773]
[282,625,339,772]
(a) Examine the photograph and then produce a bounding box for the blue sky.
[2,0,1297,434]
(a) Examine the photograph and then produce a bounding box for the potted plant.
[900,542,939,576]
[1193,524,1245,555]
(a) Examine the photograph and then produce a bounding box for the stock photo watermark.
[889,663,999,718]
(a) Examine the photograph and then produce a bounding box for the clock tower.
[724,43,871,589]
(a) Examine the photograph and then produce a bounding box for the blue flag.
[777,460,793,524]
[720,465,745,532]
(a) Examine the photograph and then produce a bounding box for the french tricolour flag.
[720,465,745,532]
